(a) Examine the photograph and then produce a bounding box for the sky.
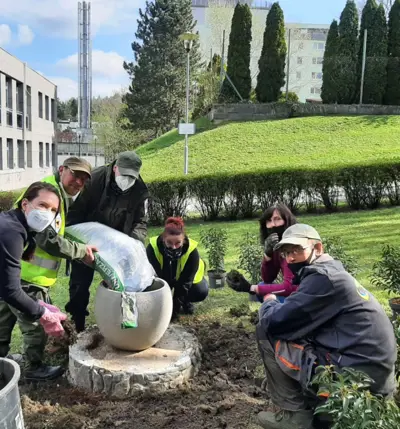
[0,0,348,101]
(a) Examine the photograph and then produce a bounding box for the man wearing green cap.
[255,224,397,429]
[65,151,149,332]
[1,157,97,381]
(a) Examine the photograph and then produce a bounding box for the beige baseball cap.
[63,157,92,177]
[274,224,321,251]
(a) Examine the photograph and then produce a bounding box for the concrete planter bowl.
[94,278,173,352]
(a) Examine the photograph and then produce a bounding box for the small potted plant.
[371,244,400,319]
[200,227,228,289]
[237,233,264,285]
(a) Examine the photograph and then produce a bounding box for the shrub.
[278,92,300,103]
[370,244,400,297]
[0,191,15,212]
[312,366,400,429]
[323,236,359,276]
[146,160,400,222]
[237,233,264,284]
[200,227,228,273]
[147,180,188,225]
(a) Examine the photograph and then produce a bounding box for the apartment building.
[0,48,57,192]
[191,0,329,102]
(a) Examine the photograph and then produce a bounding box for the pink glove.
[38,302,67,337]
[39,301,61,313]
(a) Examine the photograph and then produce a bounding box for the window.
[17,140,25,168]
[312,57,323,65]
[6,111,13,127]
[46,143,50,167]
[297,57,303,65]
[26,86,32,131]
[311,31,327,41]
[296,72,302,80]
[298,42,304,50]
[17,114,23,129]
[45,96,50,120]
[51,98,55,122]
[39,142,44,167]
[26,141,32,168]
[0,138,3,170]
[51,143,56,166]
[38,92,43,118]
[6,77,12,109]
[7,139,14,169]
[312,72,323,80]
[313,42,325,50]
[16,82,23,112]
[310,87,322,95]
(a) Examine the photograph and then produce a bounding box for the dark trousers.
[256,324,312,411]
[186,278,209,303]
[65,261,95,331]
[0,285,49,366]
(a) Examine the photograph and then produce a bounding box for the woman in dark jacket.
[251,204,298,302]
[146,217,208,319]
[0,182,67,380]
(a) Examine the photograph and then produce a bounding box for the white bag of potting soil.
[65,222,155,293]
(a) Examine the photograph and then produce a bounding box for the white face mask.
[115,175,136,192]
[26,205,55,232]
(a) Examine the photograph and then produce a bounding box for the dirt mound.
[21,321,268,429]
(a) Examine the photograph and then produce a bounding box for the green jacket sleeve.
[35,226,87,260]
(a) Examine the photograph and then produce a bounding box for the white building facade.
[191,1,329,102]
[0,48,57,192]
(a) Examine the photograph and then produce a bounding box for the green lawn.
[10,207,398,352]
[136,116,400,181]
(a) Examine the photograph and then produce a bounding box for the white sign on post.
[178,123,196,135]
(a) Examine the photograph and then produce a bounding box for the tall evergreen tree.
[321,20,340,103]
[358,0,388,104]
[336,0,359,104]
[255,2,286,103]
[123,0,201,136]
[385,0,400,104]
[220,3,252,101]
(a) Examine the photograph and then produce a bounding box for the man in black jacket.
[256,224,397,429]
[65,151,149,332]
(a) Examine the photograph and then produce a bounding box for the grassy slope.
[136,116,400,182]
[11,207,398,351]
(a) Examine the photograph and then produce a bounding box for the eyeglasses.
[280,246,312,258]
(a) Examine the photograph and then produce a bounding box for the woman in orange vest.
[146,217,208,320]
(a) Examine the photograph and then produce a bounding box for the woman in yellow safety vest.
[146,217,208,320]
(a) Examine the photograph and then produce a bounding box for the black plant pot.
[389,297,400,320]
[208,270,226,289]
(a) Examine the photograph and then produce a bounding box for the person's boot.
[24,363,64,382]
[181,300,194,315]
[72,315,86,333]
[257,408,314,429]
[6,353,25,365]
[171,298,182,322]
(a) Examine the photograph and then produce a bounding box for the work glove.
[264,233,280,258]
[226,270,253,294]
[174,284,189,300]
[38,300,67,337]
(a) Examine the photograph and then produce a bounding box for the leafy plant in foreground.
[312,366,400,429]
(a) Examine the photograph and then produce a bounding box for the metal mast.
[78,1,92,133]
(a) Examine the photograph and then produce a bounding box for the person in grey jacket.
[256,224,397,429]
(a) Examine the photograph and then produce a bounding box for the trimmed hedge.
[0,191,19,213]
[147,161,400,225]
